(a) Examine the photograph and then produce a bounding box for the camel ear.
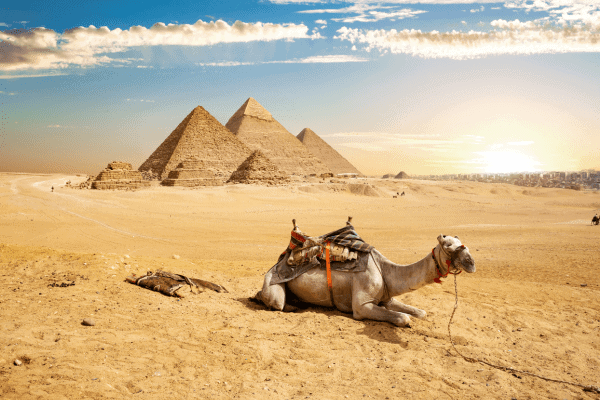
[454,235,460,240]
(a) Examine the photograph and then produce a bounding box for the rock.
[14,359,22,366]
[172,254,180,260]
[82,318,96,326]
[581,283,588,287]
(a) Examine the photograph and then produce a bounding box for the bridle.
[432,243,465,284]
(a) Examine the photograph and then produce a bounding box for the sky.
[1,0,600,176]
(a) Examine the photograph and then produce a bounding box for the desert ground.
[1,173,599,400]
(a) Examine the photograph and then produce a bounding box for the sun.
[478,150,541,174]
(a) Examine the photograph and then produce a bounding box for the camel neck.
[376,246,443,298]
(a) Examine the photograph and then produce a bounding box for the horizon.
[2,0,600,176]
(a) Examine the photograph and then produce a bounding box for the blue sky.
[2,0,600,175]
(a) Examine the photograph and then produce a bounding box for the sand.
[0,172,599,399]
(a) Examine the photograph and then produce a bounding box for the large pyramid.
[225,98,330,176]
[296,128,362,176]
[139,106,252,179]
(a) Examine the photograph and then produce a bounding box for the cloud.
[0,72,69,79]
[299,3,426,23]
[335,20,600,59]
[0,90,17,95]
[470,6,485,12]
[326,131,459,152]
[0,20,313,71]
[332,9,427,23]
[0,22,10,27]
[126,98,155,102]
[315,19,328,25]
[197,54,368,66]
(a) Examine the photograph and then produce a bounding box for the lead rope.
[448,273,600,394]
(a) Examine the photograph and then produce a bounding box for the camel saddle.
[269,224,373,285]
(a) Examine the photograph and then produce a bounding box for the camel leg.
[383,298,427,319]
[353,301,411,327]
[256,267,296,312]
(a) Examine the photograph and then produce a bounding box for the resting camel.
[255,232,475,327]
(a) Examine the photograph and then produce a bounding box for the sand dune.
[1,173,599,399]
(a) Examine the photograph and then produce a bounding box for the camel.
[254,229,475,327]
[592,215,599,225]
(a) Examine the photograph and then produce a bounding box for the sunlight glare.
[479,151,540,173]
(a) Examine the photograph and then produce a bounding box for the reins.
[432,246,462,284]
[447,273,600,394]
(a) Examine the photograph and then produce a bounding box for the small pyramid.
[225,98,330,176]
[228,150,290,185]
[161,158,223,187]
[139,106,251,180]
[297,128,362,176]
[394,171,409,179]
[92,161,150,190]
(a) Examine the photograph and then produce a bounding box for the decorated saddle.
[269,217,374,285]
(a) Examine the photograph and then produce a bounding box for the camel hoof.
[415,310,427,320]
[283,304,299,312]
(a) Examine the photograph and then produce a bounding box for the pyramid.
[225,98,330,176]
[296,128,362,176]
[161,159,223,187]
[92,161,150,190]
[228,150,290,185]
[394,171,409,179]
[139,106,252,180]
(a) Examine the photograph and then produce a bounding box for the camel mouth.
[462,264,476,273]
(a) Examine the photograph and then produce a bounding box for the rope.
[447,273,600,394]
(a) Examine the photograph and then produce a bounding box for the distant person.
[593,214,599,226]
[401,191,405,196]
[51,186,54,192]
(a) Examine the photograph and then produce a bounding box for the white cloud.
[470,6,485,12]
[0,20,313,71]
[327,131,458,152]
[335,21,600,59]
[0,22,10,27]
[299,3,426,23]
[315,19,328,25]
[197,54,368,66]
[269,0,325,3]
[461,20,467,25]
[0,72,69,79]
[332,8,427,23]
[126,98,155,102]
[0,90,17,95]
[197,61,257,67]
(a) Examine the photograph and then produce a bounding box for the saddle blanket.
[269,224,373,285]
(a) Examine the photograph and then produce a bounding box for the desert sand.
[1,173,599,399]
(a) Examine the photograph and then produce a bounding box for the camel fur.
[254,234,475,327]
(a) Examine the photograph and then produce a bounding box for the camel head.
[437,234,476,274]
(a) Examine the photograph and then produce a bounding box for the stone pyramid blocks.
[296,128,362,176]
[92,161,150,190]
[228,150,290,185]
[161,160,224,187]
[225,98,330,177]
[139,106,251,180]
